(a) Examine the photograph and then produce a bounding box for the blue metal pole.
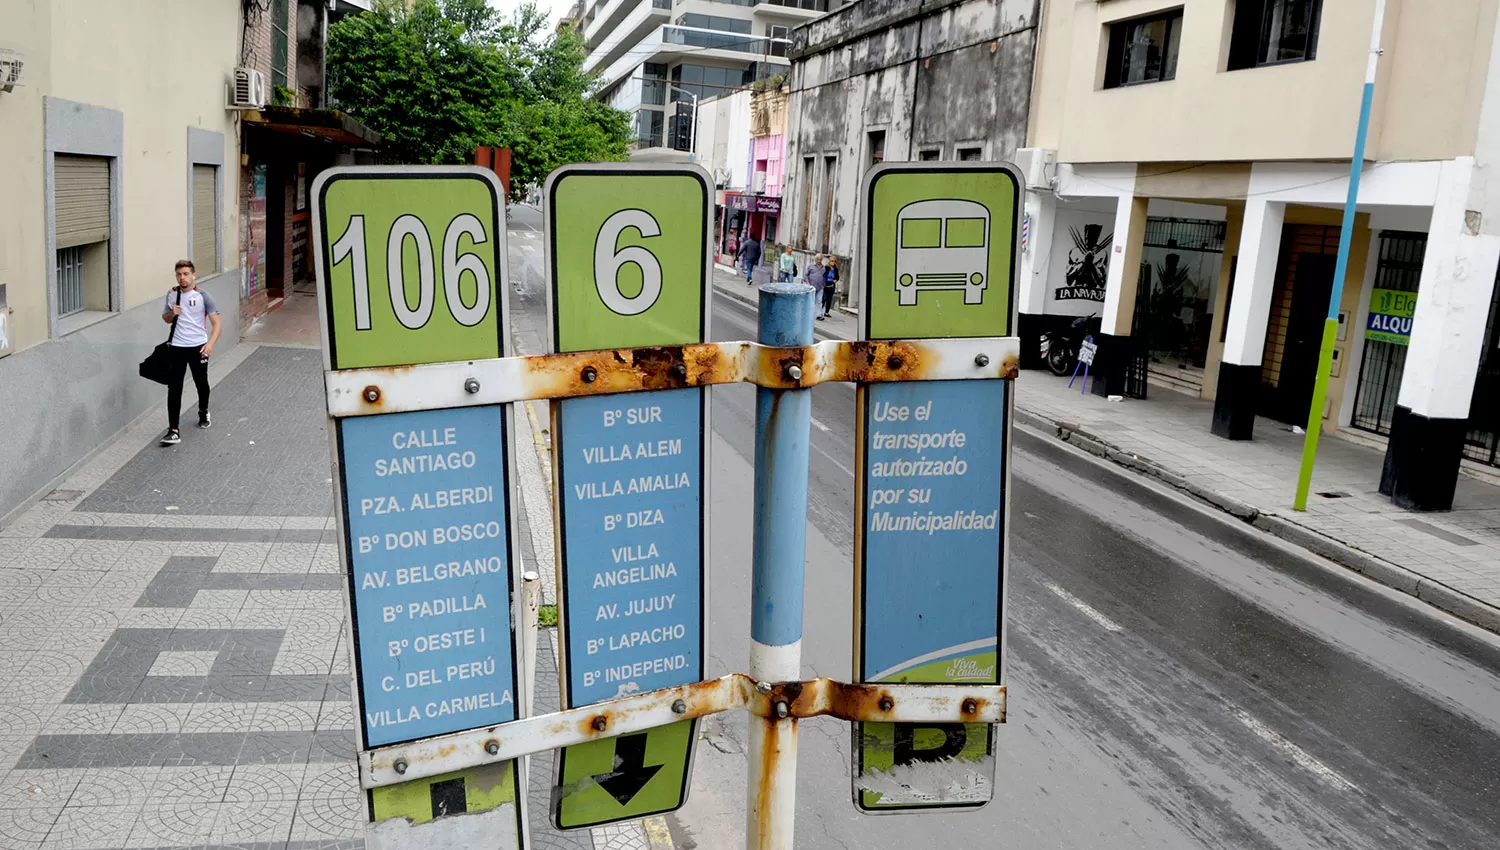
[1293,0,1387,511]
[747,281,815,850]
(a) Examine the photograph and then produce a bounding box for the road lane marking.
[1232,709,1359,792]
[814,443,854,478]
[1044,582,1123,632]
[811,417,831,433]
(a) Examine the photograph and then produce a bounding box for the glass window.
[918,149,941,161]
[946,218,986,249]
[901,219,941,249]
[1228,0,1322,69]
[1104,9,1182,88]
[957,147,982,161]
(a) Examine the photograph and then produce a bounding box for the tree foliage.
[328,0,630,196]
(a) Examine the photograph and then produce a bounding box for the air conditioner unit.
[0,47,24,93]
[752,171,767,193]
[713,168,730,188]
[231,67,268,109]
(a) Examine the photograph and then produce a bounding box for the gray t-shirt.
[163,287,219,347]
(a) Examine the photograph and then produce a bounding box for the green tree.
[327,0,630,198]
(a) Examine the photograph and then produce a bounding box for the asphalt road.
[504,205,1500,850]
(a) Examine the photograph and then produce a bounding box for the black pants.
[821,285,835,316]
[165,345,210,430]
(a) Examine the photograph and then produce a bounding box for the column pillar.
[1381,159,1499,510]
[1211,198,1286,439]
[1017,192,1056,369]
[1091,195,1148,397]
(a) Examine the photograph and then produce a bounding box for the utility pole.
[1293,0,1388,511]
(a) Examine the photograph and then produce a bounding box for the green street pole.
[1294,0,1388,511]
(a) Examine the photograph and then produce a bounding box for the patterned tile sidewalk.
[0,337,627,850]
[710,270,1500,632]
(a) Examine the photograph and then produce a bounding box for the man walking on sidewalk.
[158,260,220,446]
[736,233,762,284]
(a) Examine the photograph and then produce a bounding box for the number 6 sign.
[546,164,711,354]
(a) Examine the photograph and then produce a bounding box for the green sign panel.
[556,723,695,829]
[547,165,709,352]
[853,162,1019,813]
[1365,287,1417,346]
[371,761,523,826]
[546,163,711,830]
[314,167,508,370]
[861,164,1020,340]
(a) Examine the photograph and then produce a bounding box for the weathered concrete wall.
[783,0,1039,307]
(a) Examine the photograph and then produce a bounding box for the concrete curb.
[1029,412,1500,635]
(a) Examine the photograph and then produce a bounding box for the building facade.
[1020,0,1500,510]
[582,0,826,157]
[0,0,247,521]
[781,0,1042,310]
[235,0,379,326]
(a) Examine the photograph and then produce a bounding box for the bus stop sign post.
[852,162,1021,812]
[313,166,531,847]
[545,164,714,830]
[314,161,1018,849]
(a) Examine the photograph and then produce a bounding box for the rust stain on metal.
[361,385,382,405]
[998,352,1020,380]
[754,716,797,840]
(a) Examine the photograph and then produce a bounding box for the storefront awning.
[242,106,382,148]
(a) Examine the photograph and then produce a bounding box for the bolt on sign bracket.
[323,337,1020,418]
[359,675,1007,788]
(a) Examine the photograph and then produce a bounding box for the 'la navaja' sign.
[1366,288,1417,345]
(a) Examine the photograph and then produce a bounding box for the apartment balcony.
[596,24,792,90]
[751,0,826,24]
[583,0,673,75]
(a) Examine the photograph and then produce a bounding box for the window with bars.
[53,154,112,319]
[1351,231,1425,436]
[55,247,86,318]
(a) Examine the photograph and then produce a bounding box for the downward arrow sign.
[592,733,663,805]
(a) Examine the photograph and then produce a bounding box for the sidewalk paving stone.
[0,283,617,847]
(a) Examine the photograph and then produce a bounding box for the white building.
[1019,0,1500,511]
[581,0,829,158]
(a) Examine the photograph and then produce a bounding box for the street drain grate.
[1317,491,1351,499]
[43,489,84,502]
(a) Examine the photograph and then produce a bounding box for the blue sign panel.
[854,379,1005,813]
[860,380,1006,684]
[339,405,519,748]
[555,388,704,706]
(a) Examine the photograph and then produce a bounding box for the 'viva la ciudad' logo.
[945,657,997,681]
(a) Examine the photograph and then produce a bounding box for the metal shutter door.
[193,165,217,271]
[54,155,111,249]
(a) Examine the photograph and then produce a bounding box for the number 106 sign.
[315,167,509,371]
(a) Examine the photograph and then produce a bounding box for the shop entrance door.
[1261,224,1341,424]
[1276,253,1335,423]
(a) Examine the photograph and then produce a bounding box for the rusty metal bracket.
[325,337,1020,418]
[358,675,1006,788]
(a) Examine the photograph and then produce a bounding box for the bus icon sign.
[895,199,990,306]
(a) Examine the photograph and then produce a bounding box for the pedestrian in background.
[820,256,839,319]
[736,233,762,285]
[778,244,796,282]
[804,253,825,315]
[158,260,220,446]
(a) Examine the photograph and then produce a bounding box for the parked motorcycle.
[1038,314,1101,376]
